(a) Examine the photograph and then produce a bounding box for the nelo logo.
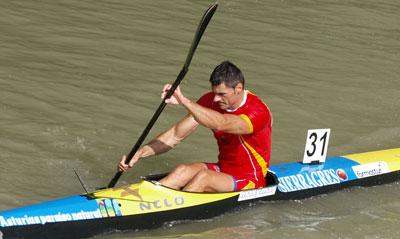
[336,169,348,181]
[139,196,185,211]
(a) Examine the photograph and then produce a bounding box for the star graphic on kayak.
[112,186,143,201]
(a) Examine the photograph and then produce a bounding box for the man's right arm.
[118,114,199,171]
[148,113,199,154]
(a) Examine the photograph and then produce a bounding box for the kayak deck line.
[0,148,399,239]
[344,148,400,172]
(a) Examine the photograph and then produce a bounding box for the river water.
[1,0,399,238]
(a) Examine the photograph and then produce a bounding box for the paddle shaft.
[107,3,218,188]
[107,68,187,188]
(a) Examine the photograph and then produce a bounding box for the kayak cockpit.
[265,171,279,186]
[142,171,279,191]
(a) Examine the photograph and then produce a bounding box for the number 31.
[303,129,331,164]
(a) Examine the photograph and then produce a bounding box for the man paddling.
[119,61,272,192]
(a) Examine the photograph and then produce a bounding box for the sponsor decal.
[278,169,341,192]
[139,196,185,211]
[0,209,102,227]
[352,161,389,179]
[336,169,348,181]
[98,201,108,217]
[97,199,122,217]
[238,186,277,201]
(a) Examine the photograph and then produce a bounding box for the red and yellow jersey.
[197,90,272,187]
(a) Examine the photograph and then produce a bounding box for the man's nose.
[213,95,221,102]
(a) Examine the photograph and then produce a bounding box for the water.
[1,0,399,238]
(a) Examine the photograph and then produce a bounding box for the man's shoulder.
[242,91,272,128]
[245,91,269,110]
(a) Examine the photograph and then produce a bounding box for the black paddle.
[106,3,218,188]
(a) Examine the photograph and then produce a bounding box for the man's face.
[212,83,244,110]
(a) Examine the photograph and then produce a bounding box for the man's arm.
[149,113,199,154]
[118,114,198,171]
[182,101,251,135]
[162,84,251,135]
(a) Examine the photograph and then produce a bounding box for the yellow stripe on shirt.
[240,114,254,134]
[240,136,268,177]
[242,181,256,190]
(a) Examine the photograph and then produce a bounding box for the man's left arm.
[162,84,255,135]
[182,100,251,135]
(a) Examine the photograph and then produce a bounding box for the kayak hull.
[0,197,241,239]
[1,148,399,239]
[273,170,400,200]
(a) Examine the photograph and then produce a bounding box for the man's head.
[209,61,245,111]
[209,61,245,88]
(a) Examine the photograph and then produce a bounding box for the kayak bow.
[1,148,399,239]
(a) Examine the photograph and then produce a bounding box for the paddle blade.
[184,3,218,70]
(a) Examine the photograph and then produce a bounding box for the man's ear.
[235,83,244,94]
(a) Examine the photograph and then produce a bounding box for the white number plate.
[303,128,331,164]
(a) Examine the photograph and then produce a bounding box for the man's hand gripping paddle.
[106,3,218,189]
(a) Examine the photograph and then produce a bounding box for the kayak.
[1,148,399,239]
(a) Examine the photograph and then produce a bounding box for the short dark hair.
[209,61,245,88]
